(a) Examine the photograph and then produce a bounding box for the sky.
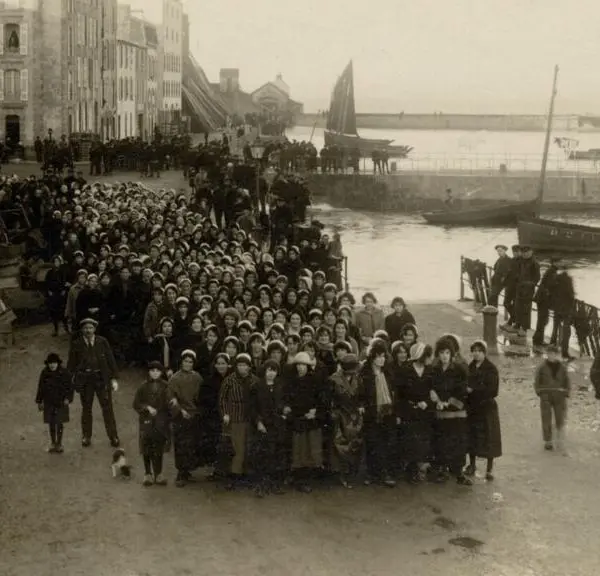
[130,0,600,114]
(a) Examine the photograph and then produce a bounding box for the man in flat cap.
[67,318,120,447]
[489,244,511,307]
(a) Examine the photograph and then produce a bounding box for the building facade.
[159,0,182,131]
[0,0,33,146]
[144,22,159,139]
[100,0,118,141]
[116,4,138,139]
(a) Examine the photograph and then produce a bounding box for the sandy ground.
[1,301,600,576]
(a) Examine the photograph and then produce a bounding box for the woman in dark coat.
[250,359,288,497]
[132,361,171,486]
[394,342,434,484]
[430,337,472,486]
[196,324,221,380]
[357,339,396,488]
[198,353,229,471]
[45,257,68,336]
[466,340,502,480]
[35,353,73,453]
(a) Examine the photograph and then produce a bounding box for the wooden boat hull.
[324,130,412,158]
[518,216,600,252]
[568,149,600,161]
[422,200,538,227]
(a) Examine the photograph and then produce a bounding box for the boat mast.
[536,65,559,214]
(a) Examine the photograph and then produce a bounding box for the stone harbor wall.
[307,172,600,212]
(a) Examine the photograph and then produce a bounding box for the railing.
[459,255,600,357]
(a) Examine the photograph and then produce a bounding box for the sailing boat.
[422,68,563,228]
[324,61,413,158]
[517,66,600,252]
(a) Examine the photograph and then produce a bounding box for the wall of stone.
[307,172,600,213]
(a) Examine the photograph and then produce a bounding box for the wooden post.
[482,305,499,355]
[459,256,465,301]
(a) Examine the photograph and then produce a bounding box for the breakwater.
[298,113,593,132]
[308,171,600,213]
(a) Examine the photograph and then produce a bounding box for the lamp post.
[250,140,266,214]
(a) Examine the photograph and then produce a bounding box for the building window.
[4,24,20,53]
[68,71,73,100]
[88,59,93,89]
[119,44,123,68]
[119,77,123,100]
[4,69,19,100]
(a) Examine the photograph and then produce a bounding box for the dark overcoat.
[35,366,74,423]
[467,358,502,459]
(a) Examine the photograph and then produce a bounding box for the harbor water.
[311,204,600,307]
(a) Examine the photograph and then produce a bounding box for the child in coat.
[35,353,73,453]
[133,361,171,486]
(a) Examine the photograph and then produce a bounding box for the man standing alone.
[534,345,570,452]
[67,318,120,448]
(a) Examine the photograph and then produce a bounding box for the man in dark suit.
[67,318,120,447]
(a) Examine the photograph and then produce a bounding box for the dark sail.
[326,61,358,135]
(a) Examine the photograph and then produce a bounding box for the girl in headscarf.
[148,317,178,377]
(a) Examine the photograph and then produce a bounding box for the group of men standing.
[489,244,575,358]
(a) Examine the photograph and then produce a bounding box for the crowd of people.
[13,149,506,496]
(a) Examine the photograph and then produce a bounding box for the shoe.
[82,437,91,447]
[485,473,494,482]
[517,329,527,337]
[363,477,373,486]
[544,442,553,451]
[434,473,449,484]
[296,483,312,494]
[382,476,396,488]
[271,484,285,495]
[154,474,167,486]
[55,444,64,453]
[254,485,266,498]
[340,477,353,489]
[110,437,120,448]
[464,465,476,477]
[47,444,57,453]
[457,475,473,486]
[175,474,187,488]
[142,474,153,487]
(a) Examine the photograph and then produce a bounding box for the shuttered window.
[20,68,28,101]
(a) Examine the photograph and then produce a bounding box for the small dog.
[111,448,132,479]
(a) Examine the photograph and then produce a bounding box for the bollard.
[482,305,499,355]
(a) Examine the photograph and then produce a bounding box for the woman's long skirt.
[433,417,468,474]
[291,428,323,470]
[331,413,363,475]
[172,415,199,472]
[229,421,249,475]
[467,401,502,459]
[399,418,433,464]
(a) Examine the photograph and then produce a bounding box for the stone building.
[100,0,118,141]
[158,0,182,132]
[0,0,116,146]
[251,74,304,119]
[143,21,159,139]
[0,0,33,146]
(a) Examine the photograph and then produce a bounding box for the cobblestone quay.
[1,300,600,576]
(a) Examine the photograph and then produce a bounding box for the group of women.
[40,177,502,495]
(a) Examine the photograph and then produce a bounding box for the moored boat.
[517,66,600,253]
[568,149,600,161]
[517,216,600,253]
[422,200,538,227]
[325,61,413,159]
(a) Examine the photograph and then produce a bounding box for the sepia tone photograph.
[0,0,599,574]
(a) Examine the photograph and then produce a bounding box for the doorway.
[5,115,20,146]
